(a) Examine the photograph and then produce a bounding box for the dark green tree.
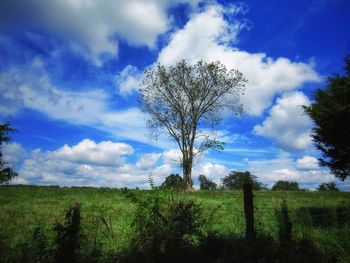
[0,123,18,184]
[272,181,299,191]
[160,174,184,190]
[303,55,350,180]
[140,60,246,191]
[317,182,339,191]
[198,174,217,190]
[221,171,263,190]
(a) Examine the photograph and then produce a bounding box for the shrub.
[160,174,184,190]
[272,181,299,191]
[123,188,203,261]
[317,182,339,191]
[198,175,217,190]
[53,202,82,263]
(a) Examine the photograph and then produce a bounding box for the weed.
[53,202,82,263]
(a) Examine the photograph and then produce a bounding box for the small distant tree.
[0,123,18,184]
[303,55,350,180]
[221,171,263,190]
[160,174,184,190]
[198,174,217,190]
[272,181,299,191]
[317,182,339,191]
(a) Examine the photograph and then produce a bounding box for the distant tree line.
[159,171,340,192]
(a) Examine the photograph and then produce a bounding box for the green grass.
[0,186,350,261]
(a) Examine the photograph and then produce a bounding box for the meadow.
[0,185,350,262]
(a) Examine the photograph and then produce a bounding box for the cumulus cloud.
[158,4,320,115]
[6,139,337,190]
[15,139,170,187]
[53,139,134,166]
[246,153,335,189]
[0,0,200,63]
[136,153,162,169]
[192,162,228,183]
[2,142,27,166]
[296,155,320,170]
[163,148,182,165]
[6,137,231,188]
[254,91,313,151]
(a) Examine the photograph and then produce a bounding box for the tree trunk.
[183,159,193,192]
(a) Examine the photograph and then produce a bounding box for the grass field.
[1,185,350,262]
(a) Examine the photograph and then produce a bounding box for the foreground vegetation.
[0,185,349,262]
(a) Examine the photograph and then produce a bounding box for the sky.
[0,0,349,190]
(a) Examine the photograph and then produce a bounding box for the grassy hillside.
[0,186,350,262]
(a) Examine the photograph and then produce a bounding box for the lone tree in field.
[0,123,18,184]
[140,60,246,191]
[303,55,350,180]
[221,171,263,190]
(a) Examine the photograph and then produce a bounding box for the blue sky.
[0,0,349,190]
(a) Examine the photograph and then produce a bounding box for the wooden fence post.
[243,183,255,241]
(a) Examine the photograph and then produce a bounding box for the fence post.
[243,183,255,241]
[277,199,292,245]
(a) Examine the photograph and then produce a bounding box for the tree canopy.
[139,60,246,191]
[0,123,18,184]
[221,171,263,190]
[303,55,350,180]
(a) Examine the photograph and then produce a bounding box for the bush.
[53,203,82,263]
[272,181,299,191]
[160,174,184,190]
[123,188,203,261]
[221,171,263,190]
[198,175,217,190]
[317,182,339,191]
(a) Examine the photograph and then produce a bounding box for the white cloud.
[158,4,320,116]
[246,154,335,189]
[163,148,182,165]
[7,139,339,190]
[0,60,175,147]
[0,58,183,150]
[152,164,174,178]
[53,139,134,166]
[192,162,228,183]
[11,177,29,184]
[136,153,161,169]
[254,91,313,151]
[115,65,142,96]
[296,155,320,170]
[0,0,201,63]
[14,139,173,188]
[2,142,27,166]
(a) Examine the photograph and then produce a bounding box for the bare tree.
[139,60,246,191]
